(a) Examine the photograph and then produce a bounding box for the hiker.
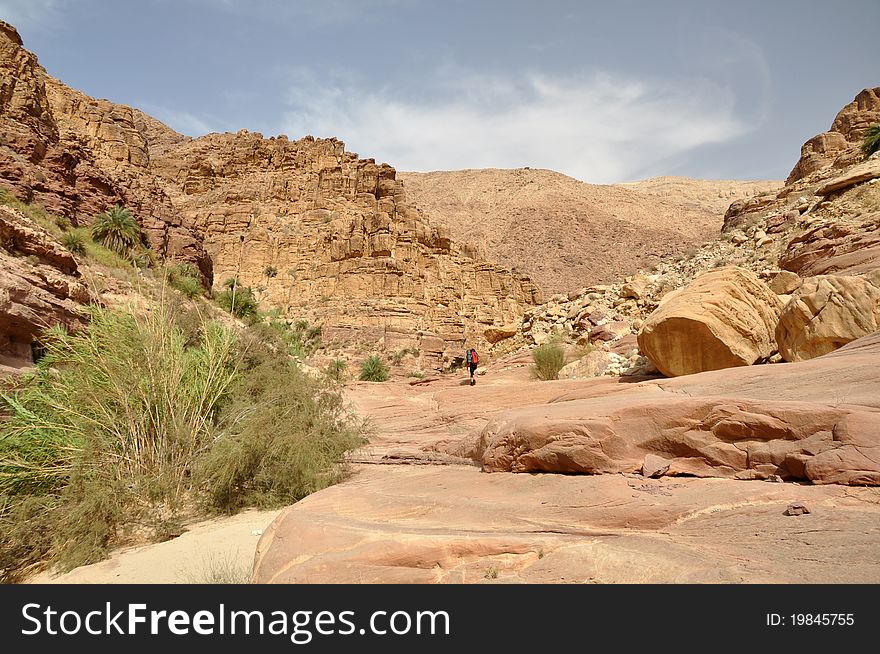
[466,348,479,385]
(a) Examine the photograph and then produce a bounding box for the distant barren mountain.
[399,169,782,294]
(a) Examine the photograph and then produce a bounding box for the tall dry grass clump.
[530,341,566,380]
[0,303,366,581]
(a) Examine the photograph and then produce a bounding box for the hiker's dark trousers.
[469,364,477,378]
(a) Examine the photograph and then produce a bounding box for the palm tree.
[862,124,880,158]
[91,204,142,256]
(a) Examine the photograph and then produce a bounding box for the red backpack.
[469,349,479,365]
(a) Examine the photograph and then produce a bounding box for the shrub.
[195,356,366,512]
[60,231,86,255]
[0,304,366,580]
[264,265,278,278]
[391,347,419,365]
[326,359,347,382]
[0,307,238,575]
[531,342,566,381]
[91,204,142,256]
[172,274,203,299]
[216,280,259,320]
[128,247,157,270]
[862,124,880,158]
[166,263,204,299]
[249,318,321,359]
[54,215,71,231]
[286,319,322,358]
[359,355,389,382]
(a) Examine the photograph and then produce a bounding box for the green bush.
[91,205,142,256]
[0,308,238,575]
[195,357,365,512]
[359,355,389,382]
[216,279,259,320]
[166,263,204,299]
[60,231,86,255]
[0,304,366,581]
[54,215,71,231]
[264,265,278,278]
[862,124,880,158]
[249,318,321,359]
[531,342,566,381]
[326,359,347,382]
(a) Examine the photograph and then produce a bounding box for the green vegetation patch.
[0,303,366,581]
[359,355,389,382]
[530,341,566,381]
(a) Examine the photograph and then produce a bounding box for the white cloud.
[281,68,750,183]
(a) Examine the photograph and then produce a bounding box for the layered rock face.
[150,131,540,364]
[786,88,880,185]
[0,205,89,369]
[476,331,880,485]
[0,21,211,278]
[0,21,539,362]
[637,267,783,377]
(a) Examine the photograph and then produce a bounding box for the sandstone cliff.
[150,130,541,363]
[0,21,211,279]
[0,204,90,371]
[0,21,539,365]
[786,88,880,185]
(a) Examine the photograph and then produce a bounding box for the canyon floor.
[33,355,880,584]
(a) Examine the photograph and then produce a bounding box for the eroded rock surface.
[776,273,880,361]
[253,350,880,584]
[477,332,880,485]
[0,205,89,367]
[637,267,783,377]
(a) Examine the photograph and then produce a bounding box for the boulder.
[609,333,639,356]
[477,331,880,485]
[589,320,630,342]
[815,158,880,196]
[558,350,612,379]
[637,267,784,377]
[620,275,648,299]
[484,324,518,344]
[769,270,802,295]
[776,274,880,362]
[642,454,671,478]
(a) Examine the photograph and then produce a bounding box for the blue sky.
[2,0,878,183]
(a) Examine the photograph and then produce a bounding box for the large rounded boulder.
[776,273,880,362]
[637,267,783,377]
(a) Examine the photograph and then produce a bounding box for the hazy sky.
[2,0,878,183]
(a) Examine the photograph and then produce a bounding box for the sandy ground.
[28,509,281,584]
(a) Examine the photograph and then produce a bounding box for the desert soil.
[400,169,781,294]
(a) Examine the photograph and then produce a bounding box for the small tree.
[326,359,347,382]
[91,205,142,257]
[862,124,880,158]
[217,278,258,320]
